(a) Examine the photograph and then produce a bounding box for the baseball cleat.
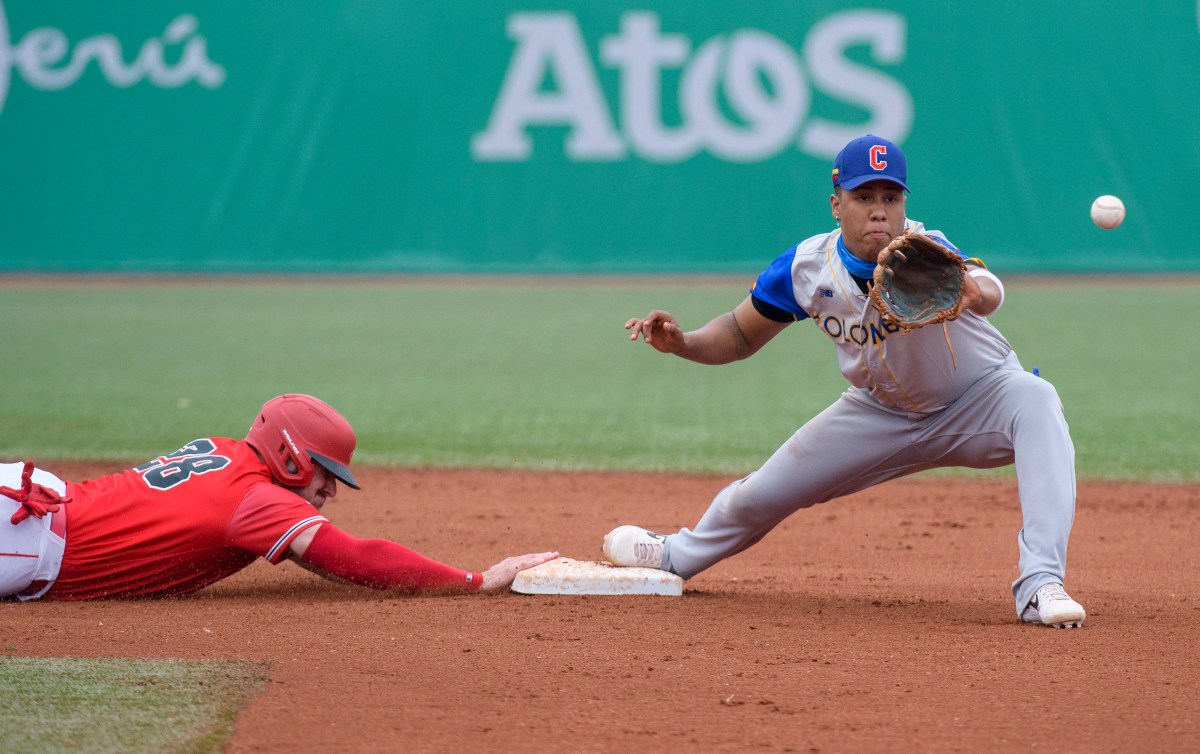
[1021,582,1086,629]
[602,525,667,569]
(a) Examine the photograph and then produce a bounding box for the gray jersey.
[786,224,1011,412]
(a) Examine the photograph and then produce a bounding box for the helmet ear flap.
[279,447,313,488]
[245,394,356,490]
[269,436,313,488]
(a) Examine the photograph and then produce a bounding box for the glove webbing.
[871,281,959,369]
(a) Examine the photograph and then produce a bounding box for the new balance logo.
[819,288,834,298]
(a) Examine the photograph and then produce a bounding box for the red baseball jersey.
[47,437,326,600]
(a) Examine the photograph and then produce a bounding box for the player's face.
[831,181,907,262]
[295,464,338,509]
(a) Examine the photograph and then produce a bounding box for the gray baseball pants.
[661,359,1076,617]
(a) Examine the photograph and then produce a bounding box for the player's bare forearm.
[626,297,788,365]
[676,312,756,364]
[962,268,1002,316]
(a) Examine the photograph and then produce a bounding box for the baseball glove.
[869,232,966,331]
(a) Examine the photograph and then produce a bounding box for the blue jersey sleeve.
[923,230,967,260]
[750,246,809,321]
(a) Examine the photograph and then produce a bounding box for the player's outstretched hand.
[625,310,685,354]
[480,551,560,591]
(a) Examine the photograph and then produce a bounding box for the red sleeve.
[227,482,328,563]
[301,524,484,593]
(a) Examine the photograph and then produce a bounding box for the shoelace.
[1039,583,1070,602]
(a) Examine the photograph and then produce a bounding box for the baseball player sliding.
[0,394,557,601]
[606,134,1085,629]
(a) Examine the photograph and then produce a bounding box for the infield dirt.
[5,463,1198,753]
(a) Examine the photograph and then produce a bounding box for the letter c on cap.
[869,145,887,170]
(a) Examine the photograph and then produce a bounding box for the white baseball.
[1090,195,1125,230]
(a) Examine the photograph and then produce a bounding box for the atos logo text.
[474,10,913,164]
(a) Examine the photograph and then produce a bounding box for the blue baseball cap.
[831,134,908,192]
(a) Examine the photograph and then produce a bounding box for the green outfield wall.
[1,2,1197,274]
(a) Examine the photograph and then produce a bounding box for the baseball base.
[511,557,683,596]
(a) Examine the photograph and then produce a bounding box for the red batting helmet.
[244,394,360,490]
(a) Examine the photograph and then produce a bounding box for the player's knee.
[1014,371,1062,407]
[1010,373,1069,430]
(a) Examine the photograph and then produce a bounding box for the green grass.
[988,283,1195,481]
[0,656,268,753]
[0,278,1195,481]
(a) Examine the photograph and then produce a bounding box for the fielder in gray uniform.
[604,134,1085,629]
